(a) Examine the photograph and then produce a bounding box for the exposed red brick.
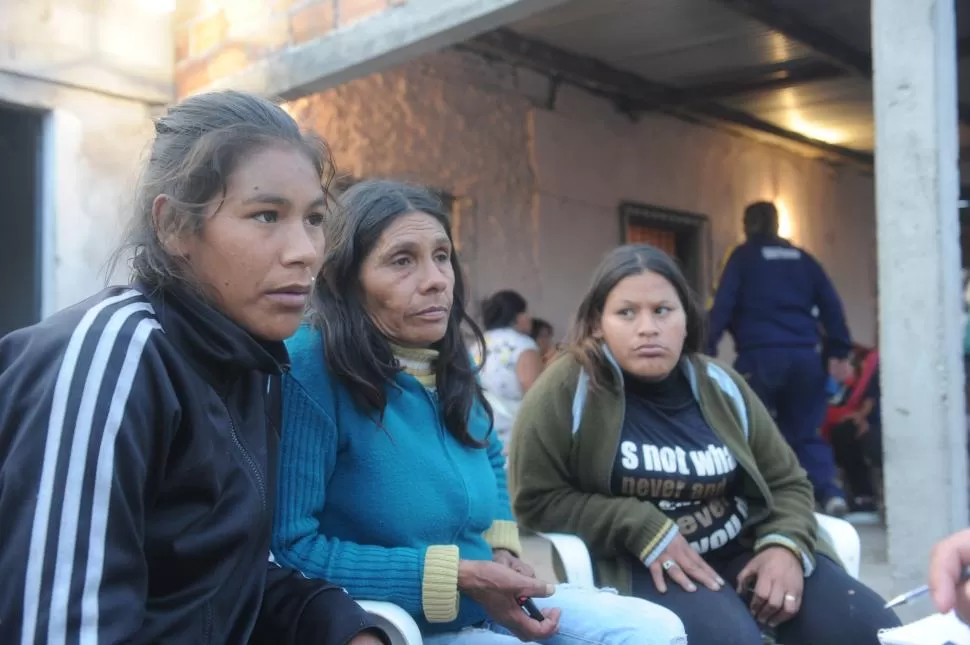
[290,1,335,45]
[337,0,387,27]
[223,0,266,39]
[175,59,211,98]
[189,11,228,58]
[174,25,190,63]
[206,44,251,82]
[237,14,292,56]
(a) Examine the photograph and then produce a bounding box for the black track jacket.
[0,283,387,644]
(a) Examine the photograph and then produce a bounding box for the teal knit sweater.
[272,325,522,635]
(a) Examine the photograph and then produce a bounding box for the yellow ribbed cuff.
[483,520,523,556]
[422,545,461,623]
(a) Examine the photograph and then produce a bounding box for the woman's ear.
[152,194,187,258]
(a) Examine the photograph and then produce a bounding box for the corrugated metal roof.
[718,77,874,150]
[513,0,825,86]
[507,0,970,157]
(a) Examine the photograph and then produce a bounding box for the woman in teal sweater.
[273,179,687,644]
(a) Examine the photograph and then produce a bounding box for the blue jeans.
[632,552,900,645]
[423,584,686,645]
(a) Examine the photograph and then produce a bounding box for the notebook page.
[878,612,970,645]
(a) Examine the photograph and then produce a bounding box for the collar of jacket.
[747,232,790,247]
[136,280,289,386]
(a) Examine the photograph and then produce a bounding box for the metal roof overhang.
[457,0,970,169]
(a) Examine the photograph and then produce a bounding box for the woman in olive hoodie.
[508,244,899,645]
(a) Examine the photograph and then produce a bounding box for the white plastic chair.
[538,512,862,588]
[357,513,862,645]
[358,601,423,645]
[814,512,861,579]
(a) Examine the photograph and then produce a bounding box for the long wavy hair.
[311,179,492,447]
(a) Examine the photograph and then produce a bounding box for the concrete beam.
[202,0,572,100]
[872,0,967,597]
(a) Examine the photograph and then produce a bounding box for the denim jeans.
[632,553,900,645]
[423,584,687,645]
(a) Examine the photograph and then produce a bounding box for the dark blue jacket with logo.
[706,234,851,358]
[0,283,387,645]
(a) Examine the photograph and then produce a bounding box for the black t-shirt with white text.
[611,367,749,561]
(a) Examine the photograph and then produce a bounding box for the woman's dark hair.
[531,318,553,339]
[481,290,528,330]
[566,244,705,390]
[313,179,491,447]
[113,90,335,290]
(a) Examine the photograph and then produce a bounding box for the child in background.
[825,349,882,514]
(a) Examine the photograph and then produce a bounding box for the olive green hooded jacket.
[508,351,838,594]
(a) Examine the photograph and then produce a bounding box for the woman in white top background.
[477,290,543,451]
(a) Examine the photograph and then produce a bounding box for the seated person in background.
[531,318,558,365]
[272,180,687,645]
[508,243,900,645]
[0,90,385,644]
[825,348,883,513]
[477,290,543,451]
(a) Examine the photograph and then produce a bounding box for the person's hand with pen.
[929,528,970,623]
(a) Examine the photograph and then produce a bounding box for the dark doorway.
[0,105,44,337]
[619,202,709,292]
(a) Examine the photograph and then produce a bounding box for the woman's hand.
[929,528,970,623]
[736,546,804,627]
[349,630,388,645]
[648,533,725,593]
[493,549,536,578]
[458,559,560,641]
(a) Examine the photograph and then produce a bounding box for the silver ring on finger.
[784,593,798,604]
[661,559,678,572]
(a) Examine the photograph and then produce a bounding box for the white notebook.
[878,612,970,645]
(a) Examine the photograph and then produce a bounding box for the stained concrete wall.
[0,0,170,315]
[289,50,878,346]
[0,74,156,314]
[533,86,878,348]
[0,0,173,104]
[285,51,537,313]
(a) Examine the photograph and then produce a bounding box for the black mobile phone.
[517,596,545,622]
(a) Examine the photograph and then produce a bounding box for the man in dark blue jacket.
[707,201,853,516]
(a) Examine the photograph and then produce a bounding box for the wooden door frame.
[618,201,712,299]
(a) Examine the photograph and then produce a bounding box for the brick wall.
[175,0,407,98]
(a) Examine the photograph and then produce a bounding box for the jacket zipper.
[421,387,471,543]
[222,399,268,513]
[202,601,213,645]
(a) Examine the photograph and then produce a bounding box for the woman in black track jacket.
[0,90,388,645]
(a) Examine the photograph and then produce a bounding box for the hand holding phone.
[518,597,545,622]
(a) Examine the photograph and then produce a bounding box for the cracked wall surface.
[1,0,170,314]
[286,51,539,316]
[290,49,877,347]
